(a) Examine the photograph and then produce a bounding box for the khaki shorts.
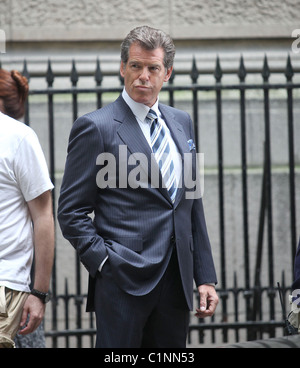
[0,286,29,348]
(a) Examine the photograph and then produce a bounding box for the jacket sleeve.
[192,197,218,286]
[187,114,218,286]
[57,115,107,277]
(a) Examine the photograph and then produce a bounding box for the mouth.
[135,85,150,90]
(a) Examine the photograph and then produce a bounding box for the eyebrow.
[129,60,162,68]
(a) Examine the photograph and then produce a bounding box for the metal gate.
[1,53,298,347]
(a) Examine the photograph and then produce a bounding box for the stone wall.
[1,0,298,42]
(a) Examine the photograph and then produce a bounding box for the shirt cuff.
[98,256,108,272]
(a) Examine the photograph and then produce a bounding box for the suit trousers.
[94,248,190,348]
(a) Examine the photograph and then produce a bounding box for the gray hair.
[121,26,176,70]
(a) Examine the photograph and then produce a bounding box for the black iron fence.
[2,53,299,347]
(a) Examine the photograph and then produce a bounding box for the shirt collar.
[122,88,160,123]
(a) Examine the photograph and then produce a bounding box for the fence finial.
[46,59,55,87]
[238,55,247,82]
[71,60,79,86]
[190,56,199,83]
[214,55,223,82]
[262,55,270,82]
[22,59,30,82]
[95,58,103,86]
[285,54,294,82]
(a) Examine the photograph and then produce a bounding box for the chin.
[134,96,152,106]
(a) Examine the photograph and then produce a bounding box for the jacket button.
[170,235,175,243]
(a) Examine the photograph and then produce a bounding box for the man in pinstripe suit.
[58,26,218,348]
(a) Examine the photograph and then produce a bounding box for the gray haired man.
[58,26,218,348]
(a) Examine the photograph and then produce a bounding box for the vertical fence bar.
[22,60,30,126]
[95,58,103,109]
[233,272,240,342]
[257,284,263,339]
[64,279,70,348]
[70,60,83,347]
[168,68,175,107]
[262,55,275,335]
[46,59,58,348]
[71,60,79,122]
[89,308,95,347]
[238,56,250,290]
[190,57,200,149]
[285,54,297,274]
[214,56,228,342]
[46,59,55,204]
[238,56,252,338]
[252,144,267,339]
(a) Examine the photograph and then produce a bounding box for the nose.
[139,67,150,82]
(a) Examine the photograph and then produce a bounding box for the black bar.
[95,58,103,109]
[238,57,252,337]
[190,58,199,149]
[262,57,276,337]
[22,59,30,126]
[285,55,297,274]
[46,59,58,348]
[214,57,228,343]
[27,82,300,96]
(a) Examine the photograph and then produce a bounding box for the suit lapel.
[114,96,151,158]
[114,97,191,206]
[114,96,170,203]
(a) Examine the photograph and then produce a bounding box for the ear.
[120,60,125,78]
[164,66,173,82]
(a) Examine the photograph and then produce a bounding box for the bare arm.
[19,190,55,335]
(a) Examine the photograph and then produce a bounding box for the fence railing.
[2,53,298,347]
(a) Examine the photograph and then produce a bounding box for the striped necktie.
[146,109,177,203]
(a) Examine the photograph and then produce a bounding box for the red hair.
[0,69,29,119]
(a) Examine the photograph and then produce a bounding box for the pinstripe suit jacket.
[58,95,217,311]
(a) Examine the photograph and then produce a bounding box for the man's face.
[120,43,173,107]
